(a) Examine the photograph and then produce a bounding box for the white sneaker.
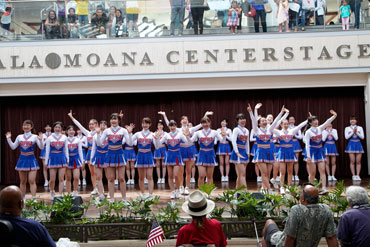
[320,187,329,195]
[44,180,49,187]
[144,178,148,184]
[173,178,176,184]
[205,177,208,183]
[273,183,279,189]
[161,178,165,184]
[78,179,81,186]
[356,176,362,181]
[72,190,78,197]
[332,176,337,181]
[270,178,276,184]
[82,179,87,186]
[184,187,190,195]
[294,175,300,182]
[171,191,176,199]
[179,186,184,194]
[328,176,333,181]
[131,179,135,184]
[221,176,224,182]
[114,179,119,185]
[176,189,181,199]
[157,178,161,184]
[276,176,280,182]
[64,180,66,187]
[257,176,262,183]
[352,176,357,181]
[91,188,98,195]
[280,187,285,195]
[107,194,111,199]
[190,178,196,183]
[51,190,55,200]
[225,176,229,182]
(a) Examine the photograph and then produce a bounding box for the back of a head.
[346,186,369,207]
[0,186,23,216]
[302,185,319,204]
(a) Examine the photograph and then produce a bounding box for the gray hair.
[346,186,369,206]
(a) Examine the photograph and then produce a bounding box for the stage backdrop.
[0,87,367,185]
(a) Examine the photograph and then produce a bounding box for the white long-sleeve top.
[322,128,338,142]
[344,125,365,140]
[156,130,189,147]
[72,119,97,148]
[304,115,337,159]
[250,129,257,142]
[97,126,132,147]
[44,133,69,164]
[77,134,88,148]
[273,120,308,140]
[7,132,44,150]
[66,136,84,162]
[41,132,52,149]
[132,129,159,150]
[289,124,303,140]
[250,110,284,141]
[190,128,225,146]
[90,134,109,162]
[214,127,232,144]
[231,126,250,154]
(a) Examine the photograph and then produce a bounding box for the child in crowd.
[227,1,241,34]
[277,0,289,32]
[1,5,13,36]
[339,0,351,30]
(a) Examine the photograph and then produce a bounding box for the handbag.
[247,7,257,17]
[264,3,272,13]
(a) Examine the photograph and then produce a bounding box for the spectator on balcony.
[187,0,207,35]
[0,186,56,247]
[289,0,300,31]
[249,0,268,33]
[126,0,140,36]
[91,8,108,36]
[0,0,6,17]
[315,0,326,25]
[57,0,67,38]
[67,7,79,38]
[107,6,117,37]
[1,4,13,36]
[45,10,61,39]
[176,190,227,247]
[227,1,242,34]
[338,186,370,247]
[277,0,290,32]
[76,0,90,26]
[339,0,351,30]
[261,183,338,247]
[300,0,314,31]
[113,9,126,37]
[170,0,186,36]
[349,0,362,29]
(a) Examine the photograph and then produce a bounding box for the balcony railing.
[0,0,369,41]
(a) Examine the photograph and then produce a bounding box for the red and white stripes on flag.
[146,219,165,247]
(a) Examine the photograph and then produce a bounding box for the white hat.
[182,190,215,217]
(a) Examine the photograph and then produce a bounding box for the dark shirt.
[0,214,56,247]
[68,14,77,24]
[91,13,108,29]
[249,0,268,10]
[338,206,370,247]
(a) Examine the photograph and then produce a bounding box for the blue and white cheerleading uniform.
[345,125,365,153]
[98,126,132,167]
[230,126,250,164]
[39,131,51,159]
[250,130,257,157]
[77,134,88,161]
[250,110,284,163]
[133,130,157,168]
[304,115,337,163]
[274,120,307,163]
[72,119,96,163]
[7,132,43,171]
[289,125,303,153]
[191,129,224,166]
[272,135,279,156]
[156,130,188,166]
[124,139,137,162]
[91,134,109,168]
[45,133,69,168]
[215,127,232,155]
[154,130,167,160]
[67,137,84,169]
[323,128,339,156]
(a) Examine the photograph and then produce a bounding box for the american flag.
[146,218,165,247]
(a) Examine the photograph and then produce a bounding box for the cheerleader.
[76,129,88,186]
[229,114,250,189]
[288,116,303,182]
[40,123,52,187]
[216,119,233,182]
[154,120,189,199]
[132,117,158,195]
[345,116,365,181]
[304,110,337,194]
[96,113,133,201]
[250,130,261,182]
[158,111,213,195]
[68,110,98,194]
[274,118,307,194]
[188,123,197,184]
[91,120,109,200]
[125,132,137,185]
[248,104,286,192]
[322,123,339,182]
[190,116,226,185]
[65,125,84,197]
[44,121,69,200]
[6,120,43,198]
[154,120,167,185]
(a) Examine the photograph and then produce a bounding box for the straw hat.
[182,190,215,217]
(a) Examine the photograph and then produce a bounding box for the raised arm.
[249,106,258,135]
[268,107,285,132]
[6,133,19,150]
[158,111,170,127]
[78,140,84,163]
[190,111,213,133]
[68,110,90,136]
[276,111,289,128]
[291,120,308,136]
[318,110,337,131]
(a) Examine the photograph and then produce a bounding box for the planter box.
[45,220,284,243]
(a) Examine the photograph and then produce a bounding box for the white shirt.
[132,129,159,150]
[156,130,189,147]
[97,126,132,147]
[322,128,338,142]
[90,134,109,162]
[66,136,85,162]
[215,127,232,144]
[345,125,365,140]
[232,126,250,154]
[190,128,225,145]
[77,134,88,148]
[7,132,43,150]
[44,133,69,164]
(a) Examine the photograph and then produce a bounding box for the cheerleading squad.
[5,104,365,201]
